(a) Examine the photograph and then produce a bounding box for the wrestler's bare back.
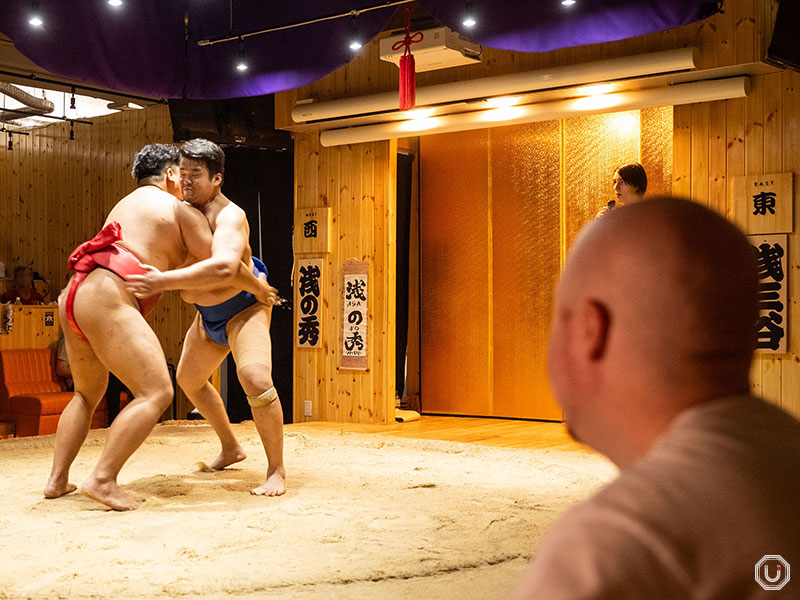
[104,186,211,272]
[180,192,255,306]
[64,186,212,328]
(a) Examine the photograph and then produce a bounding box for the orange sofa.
[0,348,107,437]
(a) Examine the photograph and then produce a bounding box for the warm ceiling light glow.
[485,95,522,109]
[402,108,435,119]
[561,0,577,6]
[571,94,624,111]
[349,40,363,51]
[575,83,616,96]
[481,106,526,121]
[108,0,123,6]
[399,117,441,132]
[608,110,640,138]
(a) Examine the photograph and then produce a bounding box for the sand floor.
[0,421,616,599]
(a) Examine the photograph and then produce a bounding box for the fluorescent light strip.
[319,76,749,147]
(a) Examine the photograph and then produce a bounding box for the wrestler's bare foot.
[43,477,77,499]
[208,446,247,471]
[80,476,139,511]
[250,467,286,497]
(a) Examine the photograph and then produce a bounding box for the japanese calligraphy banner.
[340,260,369,370]
[296,258,323,349]
[750,234,788,354]
[733,173,794,235]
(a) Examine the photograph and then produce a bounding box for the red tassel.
[392,7,422,111]
[399,53,416,110]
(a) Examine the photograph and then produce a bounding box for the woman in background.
[597,162,648,218]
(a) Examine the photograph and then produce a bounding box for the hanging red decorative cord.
[391,7,423,110]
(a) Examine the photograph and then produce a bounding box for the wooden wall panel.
[679,68,800,417]
[292,133,396,425]
[0,105,199,419]
[0,306,61,350]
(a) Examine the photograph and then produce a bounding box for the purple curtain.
[420,0,721,53]
[0,0,396,99]
[0,0,721,100]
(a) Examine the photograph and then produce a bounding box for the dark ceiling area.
[0,1,723,100]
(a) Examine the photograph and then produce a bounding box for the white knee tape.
[248,386,278,408]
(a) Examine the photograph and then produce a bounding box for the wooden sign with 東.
[732,173,794,235]
[294,208,332,254]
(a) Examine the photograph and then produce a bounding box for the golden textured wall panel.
[420,130,491,416]
[491,122,562,420]
[641,106,674,197]
[563,111,641,251]
[420,109,671,420]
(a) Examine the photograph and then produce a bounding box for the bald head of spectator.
[547,197,758,467]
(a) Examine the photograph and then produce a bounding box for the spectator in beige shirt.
[515,197,800,599]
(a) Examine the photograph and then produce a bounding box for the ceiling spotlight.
[69,120,74,140]
[28,1,43,27]
[462,0,477,28]
[235,37,248,72]
[69,87,76,110]
[108,0,123,6]
[349,12,363,51]
[561,0,577,6]
[7,132,12,151]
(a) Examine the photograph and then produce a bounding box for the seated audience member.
[515,197,800,599]
[2,265,45,304]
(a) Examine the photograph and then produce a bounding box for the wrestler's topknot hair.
[180,138,225,181]
[131,144,180,181]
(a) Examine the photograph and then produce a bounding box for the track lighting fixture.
[28,1,43,27]
[462,0,476,28]
[69,120,75,140]
[349,12,363,51]
[70,87,76,110]
[235,37,248,72]
[7,132,12,151]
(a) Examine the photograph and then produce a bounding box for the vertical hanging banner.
[340,260,369,370]
[750,234,789,354]
[296,258,323,349]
